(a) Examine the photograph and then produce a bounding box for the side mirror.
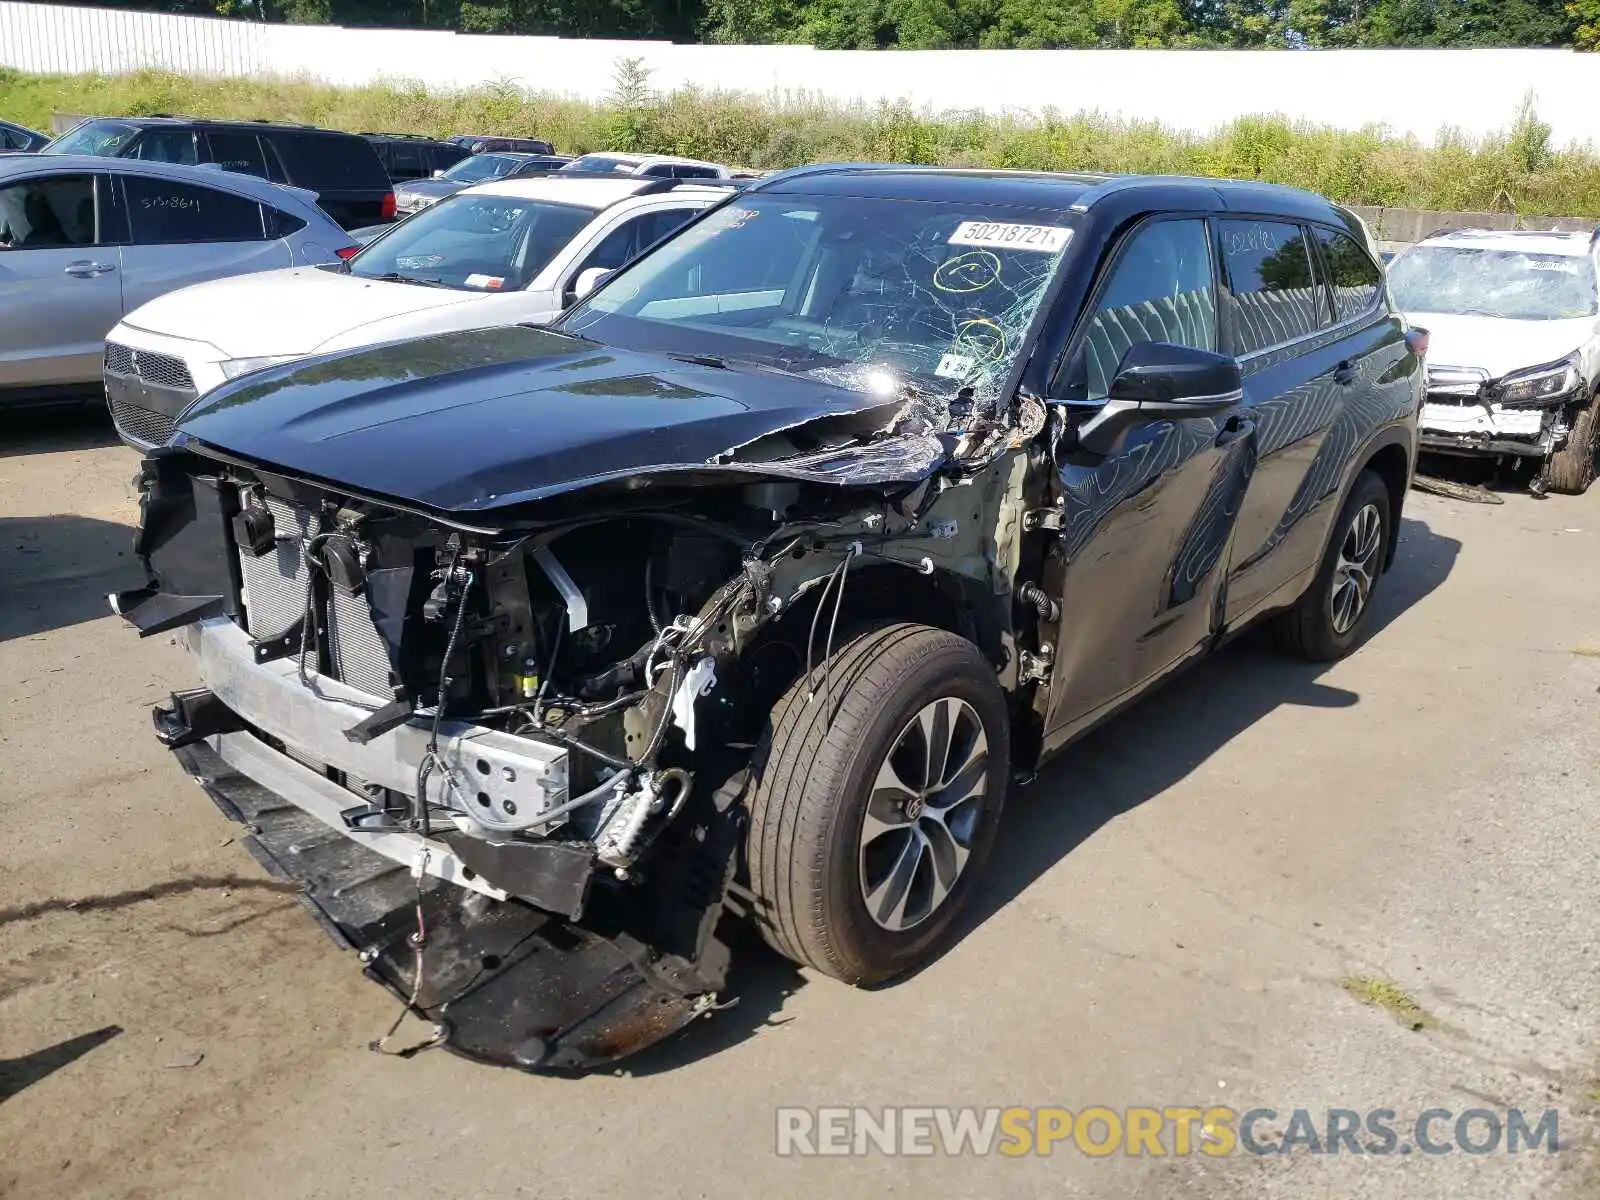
[1076,343,1243,458]
[431,168,445,178]
[569,266,614,305]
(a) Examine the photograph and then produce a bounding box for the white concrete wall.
[4,0,1600,145]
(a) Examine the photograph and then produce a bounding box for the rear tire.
[744,623,1008,985]
[1275,469,1391,662]
[1545,393,1599,496]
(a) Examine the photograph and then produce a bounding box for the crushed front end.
[1418,360,1579,467]
[115,453,764,1069]
[113,387,1035,1069]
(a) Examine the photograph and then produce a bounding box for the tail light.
[1404,327,1429,358]
[335,244,360,261]
[380,190,396,220]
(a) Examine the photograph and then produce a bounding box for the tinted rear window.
[1219,219,1325,354]
[122,176,266,244]
[269,132,388,188]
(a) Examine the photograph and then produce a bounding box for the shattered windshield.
[562,194,1077,401]
[1388,246,1598,320]
[43,119,138,157]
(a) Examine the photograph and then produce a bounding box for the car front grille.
[107,393,178,447]
[237,495,395,700]
[1424,364,1488,407]
[106,343,194,389]
[104,342,198,448]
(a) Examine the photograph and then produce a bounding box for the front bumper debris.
[178,617,572,833]
[143,615,735,1072]
[1419,401,1555,458]
[162,727,728,1073]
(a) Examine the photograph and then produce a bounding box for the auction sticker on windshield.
[948,221,1072,253]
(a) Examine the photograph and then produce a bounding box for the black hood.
[173,326,926,515]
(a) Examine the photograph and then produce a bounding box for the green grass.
[6,67,1600,216]
[1341,976,1438,1032]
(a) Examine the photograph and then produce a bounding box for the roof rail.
[755,162,907,188]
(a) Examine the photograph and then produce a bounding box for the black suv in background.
[447,134,555,155]
[43,117,395,228]
[116,167,1421,1072]
[361,132,469,181]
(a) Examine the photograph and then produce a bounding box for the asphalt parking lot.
[2,414,1598,1200]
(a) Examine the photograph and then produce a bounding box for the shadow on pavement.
[950,514,1463,965]
[625,515,1461,1067]
[0,403,119,460]
[0,514,144,642]
[615,922,806,1077]
[0,1026,123,1105]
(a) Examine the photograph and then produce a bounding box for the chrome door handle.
[64,261,116,278]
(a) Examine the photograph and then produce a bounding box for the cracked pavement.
[1,415,1597,1199]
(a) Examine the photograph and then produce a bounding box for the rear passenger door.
[1217,217,1393,623]
[0,172,122,389]
[114,173,291,315]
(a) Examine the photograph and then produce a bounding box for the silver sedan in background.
[0,154,356,408]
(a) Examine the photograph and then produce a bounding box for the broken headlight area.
[1493,355,1583,408]
[113,435,1023,1070]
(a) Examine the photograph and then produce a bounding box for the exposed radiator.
[327,586,396,700]
[236,495,395,700]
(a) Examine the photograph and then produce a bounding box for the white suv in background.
[561,153,732,179]
[1387,228,1600,495]
[104,175,736,449]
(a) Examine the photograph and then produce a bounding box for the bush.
[6,66,1600,216]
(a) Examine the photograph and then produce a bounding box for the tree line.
[67,0,1600,52]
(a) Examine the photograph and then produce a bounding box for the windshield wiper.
[365,272,454,289]
[670,352,728,369]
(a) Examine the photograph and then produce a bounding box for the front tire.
[1275,469,1391,662]
[1545,392,1599,496]
[744,623,1009,985]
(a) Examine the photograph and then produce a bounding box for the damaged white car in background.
[1387,228,1600,495]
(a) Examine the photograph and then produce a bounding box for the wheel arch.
[1360,438,1413,570]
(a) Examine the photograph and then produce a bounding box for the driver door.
[1039,215,1258,745]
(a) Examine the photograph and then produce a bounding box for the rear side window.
[270,133,388,188]
[1219,219,1324,355]
[264,206,307,239]
[1313,226,1384,322]
[430,145,467,173]
[122,176,265,244]
[205,132,269,178]
[389,141,425,177]
[0,174,99,249]
[673,166,719,179]
[129,128,200,166]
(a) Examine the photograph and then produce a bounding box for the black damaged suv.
[116,166,1422,1071]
